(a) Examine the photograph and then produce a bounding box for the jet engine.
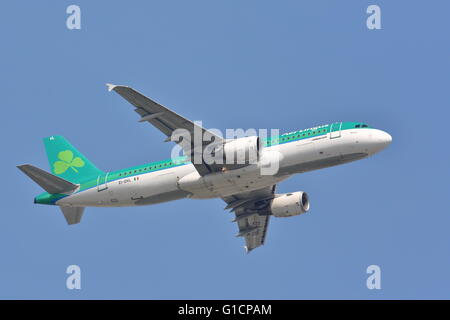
[270,191,310,217]
[218,136,260,167]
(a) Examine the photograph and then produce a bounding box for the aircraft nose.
[370,130,392,154]
[379,130,392,146]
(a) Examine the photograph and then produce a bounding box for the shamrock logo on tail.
[53,150,85,174]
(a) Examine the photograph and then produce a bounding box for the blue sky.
[1,1,449,299]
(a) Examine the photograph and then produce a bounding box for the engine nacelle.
[221,136,260,167]
[270,192,310,217]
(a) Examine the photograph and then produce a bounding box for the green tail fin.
[43,135,103,183]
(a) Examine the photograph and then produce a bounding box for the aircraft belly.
[178,165,285,199]
[57,187,113,207]
[131,172,176,199]
[128,166,192,205]
[277,139,318,169]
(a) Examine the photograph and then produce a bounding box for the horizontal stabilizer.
[60,206,84,225]
[17,164,78,194]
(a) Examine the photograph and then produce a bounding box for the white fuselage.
[57,128,391,208]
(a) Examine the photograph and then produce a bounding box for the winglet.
[106,83,117,92]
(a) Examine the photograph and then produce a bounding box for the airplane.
[17,84,392,252]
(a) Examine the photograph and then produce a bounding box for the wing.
[107,84,224,176]
[223,185,276,253]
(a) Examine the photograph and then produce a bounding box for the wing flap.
[223,185,276,252]
[237,213,270,252]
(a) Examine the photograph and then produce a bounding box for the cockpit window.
[355,124,360,128]
[362,124,368,128]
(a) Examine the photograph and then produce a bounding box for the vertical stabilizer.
[43,136,103,183]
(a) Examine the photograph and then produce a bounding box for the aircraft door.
[97,172,109,191]
[330,122,342,139]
